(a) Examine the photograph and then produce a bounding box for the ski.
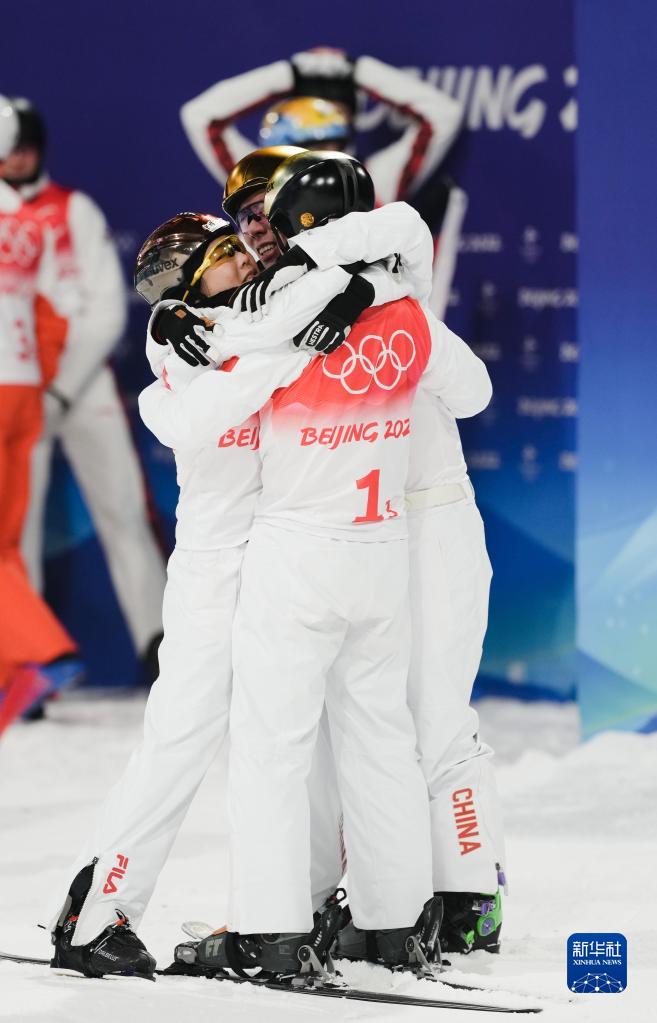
[346,959,524,997]
[202,969,543,1013]
[0,949,498,997]
[0,950,542,1012]
[0,951,51,966]
[164,961,542,1013]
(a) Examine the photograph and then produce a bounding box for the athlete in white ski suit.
[293,206,506,896]
[51,257,403,947]
[139,206,494,934]
[190,201,503,902]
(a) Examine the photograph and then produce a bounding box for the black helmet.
[264,150,375,243]
[134,212,236,306]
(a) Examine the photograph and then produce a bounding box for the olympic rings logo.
[322,330,416,395]
[0,219,42,268]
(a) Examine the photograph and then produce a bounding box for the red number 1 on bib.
[353,469,385,524]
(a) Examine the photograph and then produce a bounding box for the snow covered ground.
[1,693,656,1021]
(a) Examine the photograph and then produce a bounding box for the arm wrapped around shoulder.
[231,246,317,321]
[293,274,375,355]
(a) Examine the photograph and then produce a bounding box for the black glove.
[231,246,316,319]
[293,274,375,355]
[290,49,357,113]
[152,305,211,367]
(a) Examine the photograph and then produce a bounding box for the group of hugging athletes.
[23,48,506,980]
[43,140,507,982]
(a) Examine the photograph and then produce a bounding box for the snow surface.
[1,693,656,1022]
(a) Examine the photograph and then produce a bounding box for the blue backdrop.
[1,0,577,694]
[576,0,657,736]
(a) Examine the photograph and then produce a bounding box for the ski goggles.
[236,200,268,233]
[185,234,247,294]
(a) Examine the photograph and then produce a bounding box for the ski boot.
[51,860,156,979]
[0,667,50,737]
[0,656,85,735]
[438,890,503,954]
[168,889,347,983]
[25,655,85,720]
[335,895,444,975]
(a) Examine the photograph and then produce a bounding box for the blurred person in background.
[181,47,462,206]
[0,98,167,685]
[181,48,467,318]
[0,96,80,736]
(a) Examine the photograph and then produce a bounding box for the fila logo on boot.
[452,789,482,856]
[103,853,129,894]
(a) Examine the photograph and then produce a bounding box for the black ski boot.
[335,895,443,974]
[51,860,156,979]
[168,889,347,982]
[438,890,502,954]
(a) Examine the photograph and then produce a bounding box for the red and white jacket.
[180,56,463,206]
[17,175,127,403]
[0,179,57,386]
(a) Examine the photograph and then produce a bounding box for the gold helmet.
[222,145,305,222]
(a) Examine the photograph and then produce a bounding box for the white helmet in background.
[0,95,19,159]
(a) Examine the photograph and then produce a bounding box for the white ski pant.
[22,365,166,655]
[49,544,343,947]
[407,492,505,894]
[228,523,433,935]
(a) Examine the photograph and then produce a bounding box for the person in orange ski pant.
[0,315,77,730]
